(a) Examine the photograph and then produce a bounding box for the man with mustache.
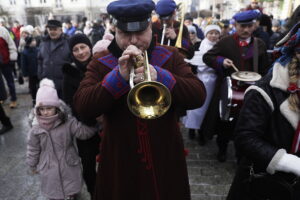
[203,10,270,163]
[73,0,206,199]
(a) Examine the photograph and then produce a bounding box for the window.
[10,0,16,5]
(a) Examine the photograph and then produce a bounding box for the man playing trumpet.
[73,0,206,200]
[152,0,194,59]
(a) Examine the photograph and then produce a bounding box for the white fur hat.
[36,78,60,108]
[204,24,221,36]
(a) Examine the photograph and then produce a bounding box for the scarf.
[198,38,216,66]
[37,114,59,131]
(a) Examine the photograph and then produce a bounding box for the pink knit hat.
[36,78,60,108]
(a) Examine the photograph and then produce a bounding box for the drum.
[219,71,261,121]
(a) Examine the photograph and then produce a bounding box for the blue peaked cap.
[156,0,177,17]
[233,10,260,24]
[107,0,155,32]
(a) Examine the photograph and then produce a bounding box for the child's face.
[38,106,57,117]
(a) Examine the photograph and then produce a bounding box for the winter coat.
[26,102,96,199]
[21,46,38,77]
[64,26,77,37]
[90,25,105,46]
[62,61,100,196]
[227,62,300,199]
[203,34,269,75]
[62,63,85,110]
[37,34,71,97]
[73,39,206,200]
[0,26,17,64]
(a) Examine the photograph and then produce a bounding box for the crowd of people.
[0,0,300,199]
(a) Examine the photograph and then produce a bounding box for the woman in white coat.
[183,23,221,145]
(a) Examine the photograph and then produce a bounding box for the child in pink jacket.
[26,78,96,200]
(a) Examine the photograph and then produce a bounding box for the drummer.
[203,10,270,162]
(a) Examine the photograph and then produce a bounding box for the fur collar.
[270,62,300,129]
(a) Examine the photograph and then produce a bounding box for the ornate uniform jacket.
[203,34,269,76]
[73,39,206,200]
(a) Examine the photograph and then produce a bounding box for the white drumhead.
[231,71,261,82]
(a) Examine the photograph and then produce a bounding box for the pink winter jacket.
[26,112,96,199]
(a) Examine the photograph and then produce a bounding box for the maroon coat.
[73,41,206,200]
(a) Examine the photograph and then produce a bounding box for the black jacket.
[62,63,85,109]
[227,62,300,199]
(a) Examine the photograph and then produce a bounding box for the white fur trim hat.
[36,78,60,108]
[204,24,221,36]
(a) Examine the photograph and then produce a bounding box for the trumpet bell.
[127,81,171,119]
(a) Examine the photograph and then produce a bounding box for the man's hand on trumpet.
[165,27,176,40]
[119,45,140,81]
[118,45,157,83]
[133,65,157,83]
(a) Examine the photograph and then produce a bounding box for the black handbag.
[245,165,300,200]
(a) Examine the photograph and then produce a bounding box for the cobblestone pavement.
[0,82,236,200]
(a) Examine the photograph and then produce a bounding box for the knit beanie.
[204,24,221,36]
[68,33,92,52]
[36,78,60,108]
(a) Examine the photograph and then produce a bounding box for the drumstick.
[231,63,239,72]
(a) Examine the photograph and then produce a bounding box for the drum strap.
[253,37,258,73]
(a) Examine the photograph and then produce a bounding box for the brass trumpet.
[161,23,167,45]
[127,51,172,119]
[161,22,171,46]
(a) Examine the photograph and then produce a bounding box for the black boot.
[0,117,13,135]
[0,124,13,135]
[197,129,206,146]
[188,129,196,140]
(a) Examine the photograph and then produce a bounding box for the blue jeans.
[0,63,16,101]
